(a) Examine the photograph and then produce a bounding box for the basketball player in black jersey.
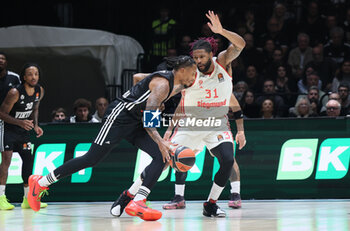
[0,52,21,210]
[0,63,46,210]
[28,56,196,221]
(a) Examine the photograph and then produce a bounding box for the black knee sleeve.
[210,142,235,187]
[19,150,34,184]
[175,171,187,185]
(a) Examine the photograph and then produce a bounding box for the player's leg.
[162,171,187,209]
[112,131,164,221]
[0,130,15,210]
[28,111,134,211]
[17,140,48,209]
[204,142,235,217]
[0,150,14,210]
[228,158,242,208]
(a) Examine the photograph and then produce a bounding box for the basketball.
[169,145,196,172]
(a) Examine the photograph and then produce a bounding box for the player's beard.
[198,59,212,74]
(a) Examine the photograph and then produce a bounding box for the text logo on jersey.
[143,109,162,128]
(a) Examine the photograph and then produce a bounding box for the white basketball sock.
[207,182,224,201]
[230,181,240,194]
[24,186,29,198]
[128,176,143,196]
[175,184,185,196]
[38,172,58,187]
[0,185,5,196]
[134,186,150,202]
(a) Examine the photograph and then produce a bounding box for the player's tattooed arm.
[145,77,173,162]
[0,88,34,131]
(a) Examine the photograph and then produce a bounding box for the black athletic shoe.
[110,190,133,217]
[162,195,186,210]
[203,201,226,217]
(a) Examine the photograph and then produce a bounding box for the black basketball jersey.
[0,71,20,105]
[120,70,174,120]
[5,84,41,132]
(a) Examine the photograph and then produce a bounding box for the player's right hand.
[20,120,34,131]
[158,140,172,163]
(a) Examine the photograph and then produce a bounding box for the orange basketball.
[169,145,196,172]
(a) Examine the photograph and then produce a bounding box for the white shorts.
[170,117,234,152]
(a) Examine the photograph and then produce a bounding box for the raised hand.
[206,10,223,34]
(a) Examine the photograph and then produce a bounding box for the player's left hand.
[206,10,223,34]
[235,131,246,150]
[34,126,44,138]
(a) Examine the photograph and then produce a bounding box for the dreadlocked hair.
[164,55,195,71]
[190,37,218,56]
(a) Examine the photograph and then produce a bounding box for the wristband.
[233,110,243,120]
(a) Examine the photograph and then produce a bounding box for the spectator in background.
[256,79,287,117]
[289,96,316,118]
[244,65,263,94]
[275,64,297,107]
[319,92,346,115]
[51,107,67,123]
[305,86,323,114]
[264,47,286,79]
[261,39,276,70]
[271,2,296,46]
[332,59,350,92]
[149,5,177,70]
[177,35,192,56]
[297,71,322,94]
[258,17,289,54]
[240,89,260,118]
[260,99,275,119]
[323,27,350,65]
[92,97,109,123]
[297,0,327,47]
[323,14,339,44]
[240,33,264,73]
[230,57,246,84]
[342,7,350,43]
[233,81,248,102]
[305,46,337,91]
[324,99,342,117]
[337,83,350,114]
[156,48,177,71]
[287,33,313,80]
[70,98,98,123]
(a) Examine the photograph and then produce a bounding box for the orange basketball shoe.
[28,175,49,212]
[125,199,162,221]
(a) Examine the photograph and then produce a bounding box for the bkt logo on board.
[277,138,350,180]
[143,109,162,128]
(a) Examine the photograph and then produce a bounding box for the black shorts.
[3,129,31,152]
[94,100,145,147]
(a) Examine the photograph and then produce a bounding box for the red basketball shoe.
[125,199,162,221]
[28,175,49,212]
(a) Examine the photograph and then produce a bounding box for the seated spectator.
[324,99,342,117]
[319,92,347,116]
[323,27,350,65]
[274,64,297,106]
[70,98,98,123]
[156,48,177,71]
[256,79,288,117]
[240,33,264,73]
[260,99,275,119]
[289,96,317,118]
[287,33,313,80]
[177,35,192,56]
[240,89,260,118]
[337,83,350,114]
[305,46,337,91]
[244,65,263,94]
[332,59,350,92]
[233,81,248,102]
[51,107,68,123]
[261,39,276,69]
[297,71,323,95]
[92,97,109,122]
[264,47,286,79]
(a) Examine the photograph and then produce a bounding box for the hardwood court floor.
[1,200,349,231]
